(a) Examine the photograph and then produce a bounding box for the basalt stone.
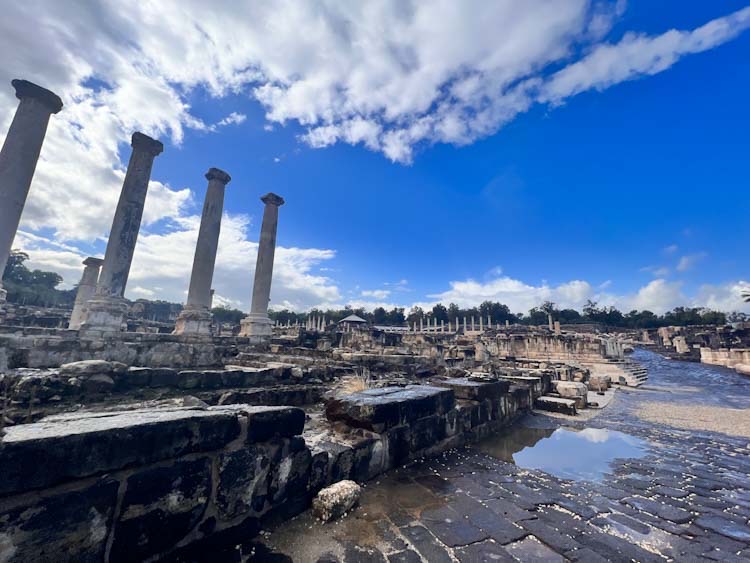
[110,458,211,562]
[218,385,325,407]
[325,386,454,432]
[433,377,510,401]
[269,439,312,504]
[0,408,240,496]
[0,477,118,563]
[159,516,260,563]
[217,444,275,520]
[308,449,331,492]
[410,414,446,452]
[148,367,179,387]
[81,373,115,394]
[59,359,127,377]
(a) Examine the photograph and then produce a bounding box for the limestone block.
[0,477,119,563]
[110,458,211,562]
[735,364,750,376]
[0,408,240,496]
[554,381,588,408]
[587,374,611,391]
[312,480,361,522]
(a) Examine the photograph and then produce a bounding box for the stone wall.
[0,375,546,561]
[0,330,267,369]
[700,347,750,369]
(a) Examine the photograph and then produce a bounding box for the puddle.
[477,426,648,481]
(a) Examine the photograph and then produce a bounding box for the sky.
[1,0,749,315]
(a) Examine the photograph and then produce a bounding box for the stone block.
[410,415,446,452]
[325,385,454,431]
[0,477,118,563]
[59,359,127,376]
[312,480,361,522]
[587,374,611,391]
[216,444,275,520]
[554,381,588,408]
[433,377,510,401]
[0,408,240,496]
[110,458,211,562]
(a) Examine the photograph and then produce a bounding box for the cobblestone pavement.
[260,351,750,562]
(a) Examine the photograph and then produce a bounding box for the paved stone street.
[260,351,750,562]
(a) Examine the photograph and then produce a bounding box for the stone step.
[534,396,577,416]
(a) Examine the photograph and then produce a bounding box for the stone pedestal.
[82,132,163,332]
[239,312,273,337]
[0,79,63,307]
[174,168,230,336]
[239,193,284,337]
[174,306,214,336]
[68,257,104,330]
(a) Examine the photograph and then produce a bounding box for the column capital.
[11,79,63,114]
[206,167,231,185]
[261,192,285,207]
[83,256,104,267]
[131,132,164,156]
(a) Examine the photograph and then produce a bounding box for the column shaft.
[82,132,163,332]
[68,257,103,329]
[240,193,285,337]
[0,80,62,304]
[174,168,230,336]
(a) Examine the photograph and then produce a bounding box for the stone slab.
[210,405,305,442]
[433,377,510,401]
[325,385,454,431]
[0,408,240,496]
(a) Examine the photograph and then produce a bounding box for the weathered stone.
[554,381,588,408]
[110,458,211,562]
[59,359,127,376]
[587,374,611,391]
[217,444,275,520]
[694,514,750,542]
[81,373,115,393]
[325,385,454,431]
[433,377,510,401]
[0,477,116,563]
[0,408,240,495]
[312,480,361,522]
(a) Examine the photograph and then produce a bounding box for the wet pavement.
[260,350,750,562]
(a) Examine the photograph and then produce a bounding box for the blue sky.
[2,0,749,314]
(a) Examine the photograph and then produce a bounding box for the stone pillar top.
[83,256,104,267]
[11,79,63,114]
[205,167,231,184]
[261,192,285,207]
[131,132,164,156]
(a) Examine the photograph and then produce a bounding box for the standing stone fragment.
[312,480,362,522]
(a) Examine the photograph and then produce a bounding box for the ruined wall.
[0,330,267,368]
[0,375,545,561]
[700,347,750,369]
[481,334,622,362]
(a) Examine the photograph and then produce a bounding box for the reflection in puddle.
[478,426,647,481]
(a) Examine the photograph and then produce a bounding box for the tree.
[431,304,448,322]
[371,307,387,325]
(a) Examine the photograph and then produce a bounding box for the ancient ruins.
[1,79,749,562]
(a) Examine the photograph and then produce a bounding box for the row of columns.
[411,315,512,333]
[0,79,283,337]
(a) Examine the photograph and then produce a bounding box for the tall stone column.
[174,168,231,335]
[82,132,163,332]
[68,257,104,329]
[0,79,63,307]
[240,193,285,337]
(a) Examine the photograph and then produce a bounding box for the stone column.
[548,313,554,331]
[0,79,63,307]
[463,317,467,332]
[554,321,561,336]
[68,257,104,329]
[174,168,231,335]
[480,316,484,332]
[240,193,284,337]
[82,132,163,332]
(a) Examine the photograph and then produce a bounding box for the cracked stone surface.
[259,350,750,562]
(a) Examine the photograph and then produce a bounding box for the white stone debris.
[312,480,361,522]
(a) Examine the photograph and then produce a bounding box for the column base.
[80,295,128,333]
[239,313,272,337]
[173,306,213,335]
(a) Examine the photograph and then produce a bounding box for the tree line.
[2,250,735,328]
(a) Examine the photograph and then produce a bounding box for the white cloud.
[361,289,391,300]
[663,244,678,254]
[641,265,670,278]
[676,252,707,272]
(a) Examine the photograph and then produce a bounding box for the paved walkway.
[259,351,750,562]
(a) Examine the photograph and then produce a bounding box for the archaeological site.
[1,5,749,562]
